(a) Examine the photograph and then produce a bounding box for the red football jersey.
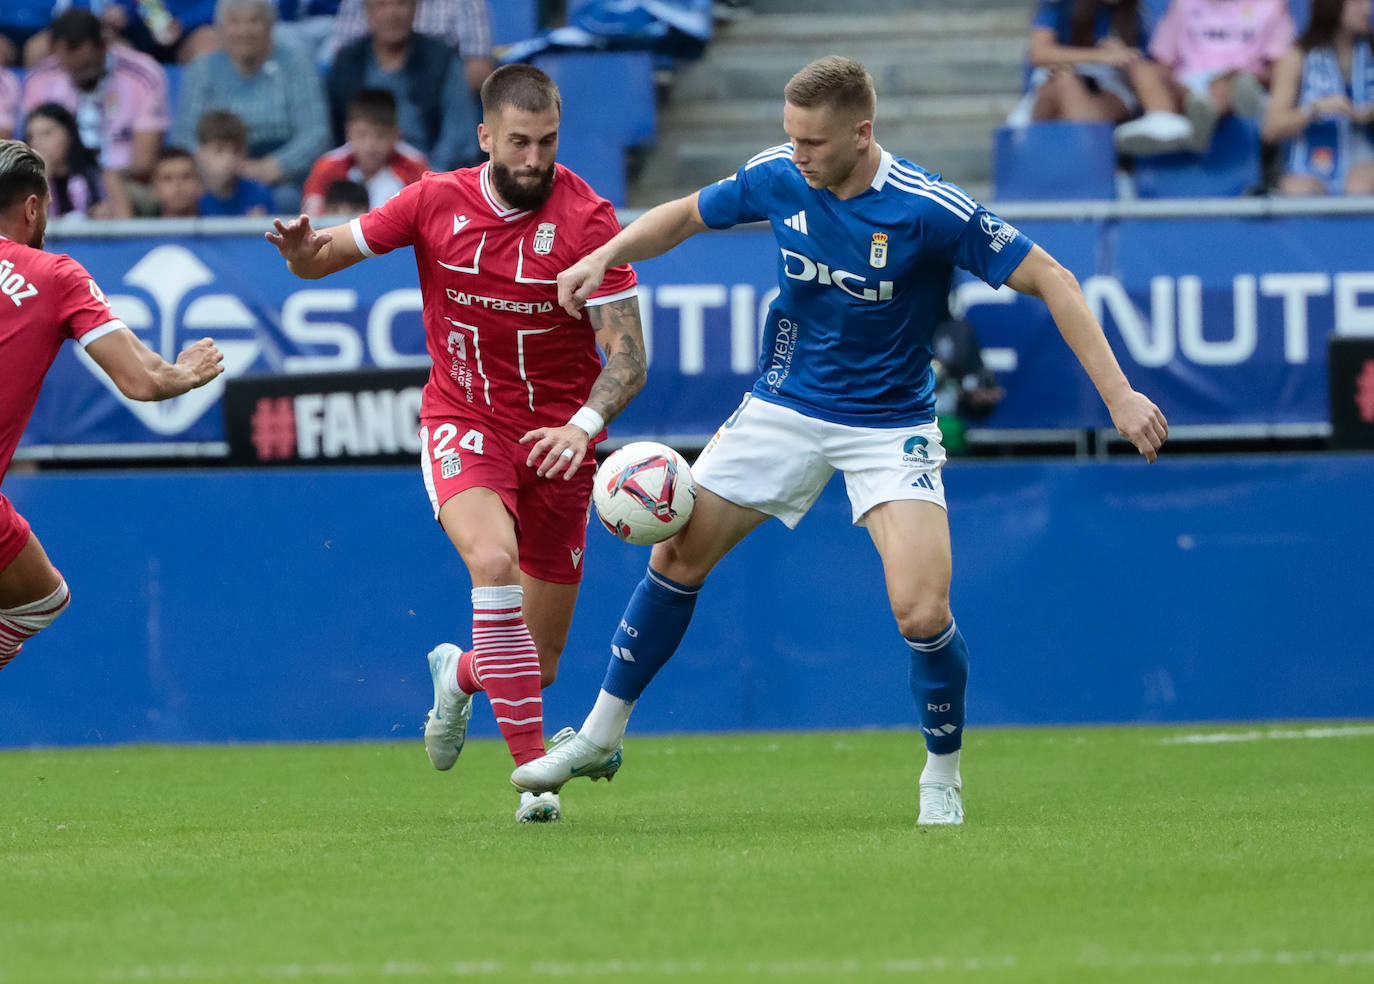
[0,236,125,483]
[351,162,638,440]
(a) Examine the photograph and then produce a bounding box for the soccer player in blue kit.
[512,56,1168,825]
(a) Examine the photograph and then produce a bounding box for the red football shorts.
[0,493,33,571]
[419,418,594,585]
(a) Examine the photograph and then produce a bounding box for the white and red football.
[592,442,697,545]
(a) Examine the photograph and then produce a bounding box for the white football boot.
[917,783,965,826]
[510,726,623,793]
[423,643,473,771]
[515,791,562,823]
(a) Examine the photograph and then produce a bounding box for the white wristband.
[568,406,605,438]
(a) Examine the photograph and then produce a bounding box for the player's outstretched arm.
[521,294,648,480]
[264,215,364,280]
[85,329,224,401]
[557,193,709,317]
[1005,245,1169,463]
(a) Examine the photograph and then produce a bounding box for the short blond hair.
[783,56,876,122]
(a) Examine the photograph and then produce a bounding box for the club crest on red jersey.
[533,222,557,255]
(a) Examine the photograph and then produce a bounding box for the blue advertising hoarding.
[20,206,1374,454]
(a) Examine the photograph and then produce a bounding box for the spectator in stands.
[328,0,480,172]
[1021,0,1197,156]
[150,144,203,216]
[1149,0,1296,152]
[194,109,273,216]
[274,0,343,67]
[1,1,57,67]
[329,0,495,95]
[322,177,370,216]
[302,88,427,216]
[1264,0,1374,195]
[20,9,168,209]
[109,1,222,65]
[0,68,18,139]
[23,102,118,219]
[175,0,330,209]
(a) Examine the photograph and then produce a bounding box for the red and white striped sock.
[0,578,71,673]
[470,585,544,765]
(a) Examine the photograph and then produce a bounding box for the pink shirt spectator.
[20,45,168,171]
[0,69,19,137]
[1149,0,1295,78]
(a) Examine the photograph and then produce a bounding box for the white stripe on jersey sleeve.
[349,217,377,258]
[585,286,641,307]
[76,319,128,347]
[891,163,978,212]
[886,173,974,220]
[744,144,794,170]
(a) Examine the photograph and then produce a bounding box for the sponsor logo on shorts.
[902,435,930,463]
[441,453,462,479]
[570,547,584,568]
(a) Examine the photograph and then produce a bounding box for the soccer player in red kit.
[266,65,648,823]
[0,139,224,677]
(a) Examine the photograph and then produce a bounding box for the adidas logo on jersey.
[782,210,808,234]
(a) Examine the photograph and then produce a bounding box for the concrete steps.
[628,2,1033,207]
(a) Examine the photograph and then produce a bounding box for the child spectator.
[151,145,203,217]
[326,0,479,171]
[195,109,274,216]
[1019,0,1197,156]
[0,67,18,139]
[1149,0,1296,151]
[322,178,370,216]
[1264,0,1374,195]
[301,88,427,216]
[23,102,109,219]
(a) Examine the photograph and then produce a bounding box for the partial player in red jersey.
[0,139,224,678]
[266,65,648,824]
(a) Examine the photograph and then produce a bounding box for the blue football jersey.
[696,145,1034,426]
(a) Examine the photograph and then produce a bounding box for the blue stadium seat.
[488,0,539,47]
[992,122,1117,201]
[553,127,626,206]
[530,52,657,206]
[533,51,656,146]
[1132,115,1262,198]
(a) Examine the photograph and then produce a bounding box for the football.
[592,442,697,545]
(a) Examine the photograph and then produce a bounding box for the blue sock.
[906,619,969,755]
[601,567,702,702]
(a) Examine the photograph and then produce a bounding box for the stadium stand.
[1132,114,1264,198]
[532,50,656,204]
[488,0,540,48]
[628,0,1028,206]
[993,120,1117,200]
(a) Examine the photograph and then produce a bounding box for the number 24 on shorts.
[429,423,486,460]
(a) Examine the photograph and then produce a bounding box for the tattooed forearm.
[586,295,648,423]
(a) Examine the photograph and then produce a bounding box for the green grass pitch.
[3,723,1372,983]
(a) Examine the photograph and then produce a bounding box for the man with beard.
[20,9,169,217]
[266,64,647,824]
[0,139,223,677]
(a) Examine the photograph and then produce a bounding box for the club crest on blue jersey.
[533,222,556,255]
[869,233,888,269]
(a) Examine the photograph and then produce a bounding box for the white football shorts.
[691,394,947,529]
